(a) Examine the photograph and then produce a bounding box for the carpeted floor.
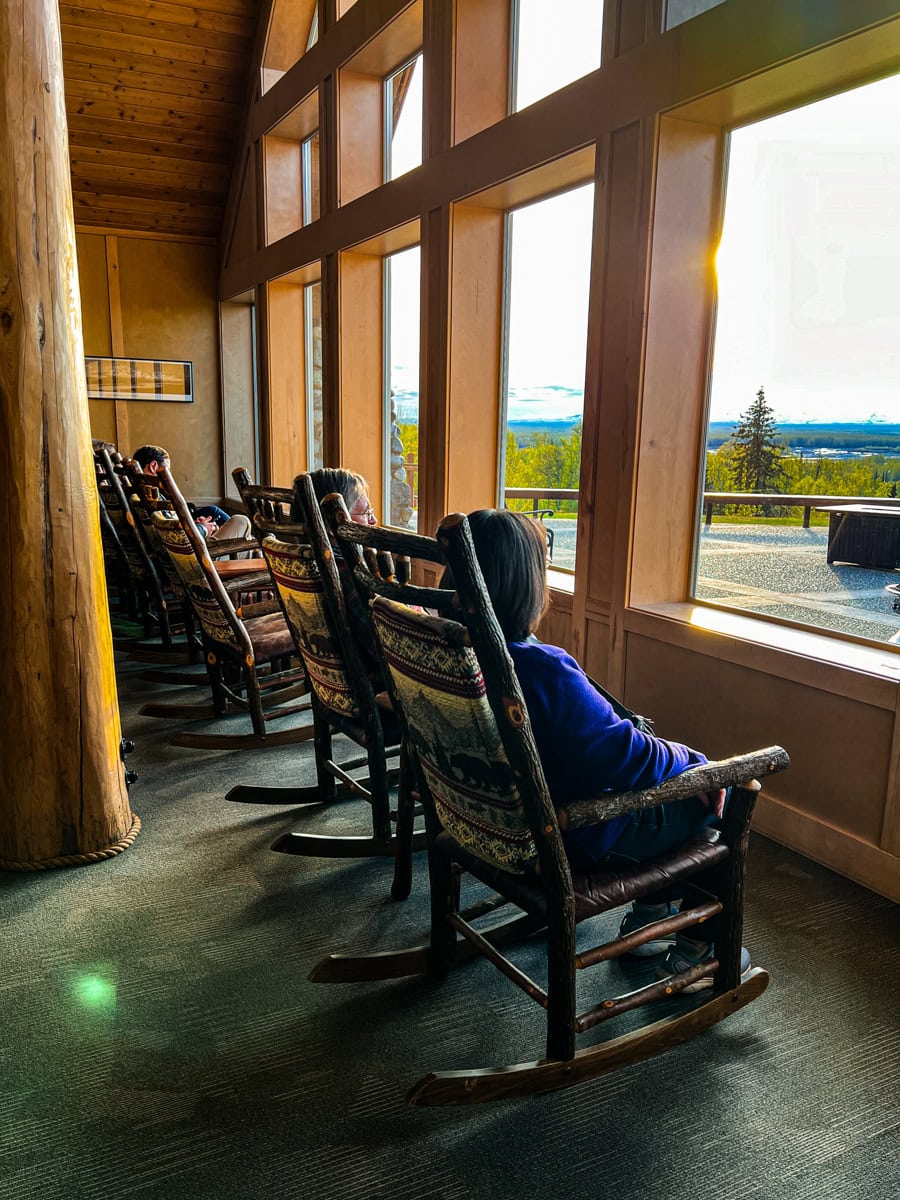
[1,650,899,1200]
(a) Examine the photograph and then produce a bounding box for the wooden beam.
[62,42,248,85]
[73,207,221,237]
[68,169,229,197]
[61,57,243,104]
[63,79,242,120]
[68,133,232,166]
[0,0,137,868]
[58,4,254,52]
[76,223,218,245]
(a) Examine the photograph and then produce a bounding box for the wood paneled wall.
[77,231,224,501]
[216,0,900,900]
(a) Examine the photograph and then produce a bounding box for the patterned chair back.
[133,481,185,599]
[371,596,538,874]
[261,536,360,719]
[151,512,242,652]
[98,476,153,585]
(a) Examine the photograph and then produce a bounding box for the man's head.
[133,445,171,476]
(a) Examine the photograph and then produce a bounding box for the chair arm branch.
[207,538,257,557]
[556,746,790,831]
[236,598,281,619]
[222,571,272,594]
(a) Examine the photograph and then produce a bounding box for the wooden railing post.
[0,0,138,870]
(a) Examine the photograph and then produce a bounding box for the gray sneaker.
[656,938,751,993]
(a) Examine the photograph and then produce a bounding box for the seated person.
[446,508,748,991]
[301,467,377,527]
[133,445,252,544]
[300,468,381,685]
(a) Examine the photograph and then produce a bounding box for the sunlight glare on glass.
[709,71,900,426]
[514,0,604,112]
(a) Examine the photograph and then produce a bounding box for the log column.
[0,0,138,869]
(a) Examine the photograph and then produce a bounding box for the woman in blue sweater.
[457,508,748,990]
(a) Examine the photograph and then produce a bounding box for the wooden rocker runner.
[226,475,433,898]
[310,513,790,1104]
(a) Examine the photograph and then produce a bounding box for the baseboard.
[753,793,900,903]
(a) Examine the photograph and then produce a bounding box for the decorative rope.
[0,813,141,872]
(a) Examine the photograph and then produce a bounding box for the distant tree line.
[706,387,899,513]
[504,422,582,513]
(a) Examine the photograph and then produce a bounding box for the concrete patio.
[546,521,900,646]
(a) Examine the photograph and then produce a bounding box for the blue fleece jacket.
[507,641,707,864]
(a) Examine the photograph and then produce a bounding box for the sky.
[710,71,900,424]
[387,6,899,430]
[387,2,603,422]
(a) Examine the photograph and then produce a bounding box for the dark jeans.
[193,504,231,525]
[584,790,730,907]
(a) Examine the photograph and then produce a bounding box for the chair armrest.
[222,571,272,594]
[236,598,281,619]
[556,746,789,831]
[207,537,257,557]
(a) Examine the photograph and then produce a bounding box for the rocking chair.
[226,474,430,898]
[311,512,789,1104]
[231,467,297,541]
[95,445,191,659]
[142,464,313,750]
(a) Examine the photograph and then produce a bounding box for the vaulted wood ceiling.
[61,0,260,241]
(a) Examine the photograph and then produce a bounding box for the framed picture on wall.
[85,357,194,403]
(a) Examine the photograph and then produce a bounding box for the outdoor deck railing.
[501,486,900,529]
[701,492,900,527]
[504,487,579,517]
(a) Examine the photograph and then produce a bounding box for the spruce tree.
[729,386,785,493]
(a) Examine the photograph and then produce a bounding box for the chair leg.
[390,746,416,901]
[712,783,758,990]
[207,653,229,716]
[245,665,267,737]
[366,736,393,841]
[427,844,459,980]
[544,906,577,1063]
[313,704,337,805]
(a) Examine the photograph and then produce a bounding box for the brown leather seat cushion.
[569,831,728,921]
[433,829,729,923]
[245,611,295,663]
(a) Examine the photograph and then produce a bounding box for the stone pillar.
[0,0,138,869]
[388,394,414,528]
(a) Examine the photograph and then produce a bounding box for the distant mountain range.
[392,384,900,451]
[708,422,900,453]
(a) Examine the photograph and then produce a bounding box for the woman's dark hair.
[445,509,548,642]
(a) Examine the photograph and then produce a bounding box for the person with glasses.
[297,468,382,682]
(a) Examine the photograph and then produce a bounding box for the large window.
[696,74,900,648]
[385,54,423,182]
[383,245,421,530]
[264,92,320,244]
[501,183,594,572]
[261,0,318,94]
[304,281,323,470]
[512,0,603,112]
